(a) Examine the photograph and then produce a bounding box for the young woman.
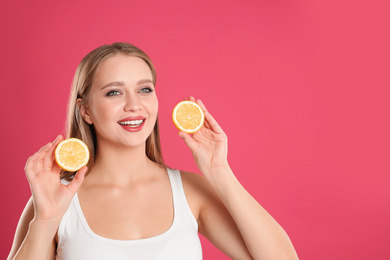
[8,43,298,260]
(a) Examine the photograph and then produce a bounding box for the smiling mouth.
[118,119,145,127]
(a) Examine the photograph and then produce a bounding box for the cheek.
[90,101,121,123]
[154,98,159,116]
[151,98,159,121]
[143,97,158,117]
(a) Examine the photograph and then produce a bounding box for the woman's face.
[82,54,158,148]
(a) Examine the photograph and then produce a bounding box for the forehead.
[94,54,153,85]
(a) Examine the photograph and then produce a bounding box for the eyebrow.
[137,79,154,85]
[101,81,125,90]
[101,79,154,90]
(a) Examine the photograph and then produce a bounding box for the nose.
[124,94,142,112]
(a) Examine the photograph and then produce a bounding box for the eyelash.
[140,87,153,93]
[106,87,153,96]
[106,90,121,96]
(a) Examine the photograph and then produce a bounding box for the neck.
[88,140,156,186]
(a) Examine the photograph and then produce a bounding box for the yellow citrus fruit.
[55,138,90,172]
[172,101,205,133]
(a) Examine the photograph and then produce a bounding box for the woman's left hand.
[178,96,229,175]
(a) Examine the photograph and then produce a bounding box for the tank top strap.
[166,168,198,230]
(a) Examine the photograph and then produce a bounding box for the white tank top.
[56,168,203,260]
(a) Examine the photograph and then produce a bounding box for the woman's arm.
[203,166,297,260]
[179,97,299,260]
[7,198,57,260]
[8,135,86,260]
[181,171,253,259]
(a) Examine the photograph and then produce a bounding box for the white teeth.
[118,119,144,127]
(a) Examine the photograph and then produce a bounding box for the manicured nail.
[53,135,60,142]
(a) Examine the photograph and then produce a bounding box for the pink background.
[1,0,389,259]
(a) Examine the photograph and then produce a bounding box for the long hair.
[61,42,167,180]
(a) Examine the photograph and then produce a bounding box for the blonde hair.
[61,42,167,180]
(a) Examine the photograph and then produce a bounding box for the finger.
[194,99,211,128]
[43,155,54,172]
[43,135,63,171]
[203,116,212,129]
[36,142,53,162]
[195,99,224,133]
[25,152,40,179]
[178,131,199,153]
[184,97,211,130]
[66,166,87,194]
[204,110,224,134]
[196,99,208,113]
[25,152,39,170]
[52,161,62,173]
[34,143,53,173]
[51,134,64,152]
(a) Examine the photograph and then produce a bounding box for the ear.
[77,98,93,125]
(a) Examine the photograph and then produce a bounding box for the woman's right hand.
[25,135,87,223]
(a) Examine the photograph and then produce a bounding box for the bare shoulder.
[179,170,214,195]
[178,170,222,221]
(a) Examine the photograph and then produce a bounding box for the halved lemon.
[172,101,205,133]
[55,138,90,172]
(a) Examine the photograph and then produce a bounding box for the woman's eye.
[106,90,120,96]
[140,87,153,93]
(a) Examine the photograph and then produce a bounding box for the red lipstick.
[118,116,146,132]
